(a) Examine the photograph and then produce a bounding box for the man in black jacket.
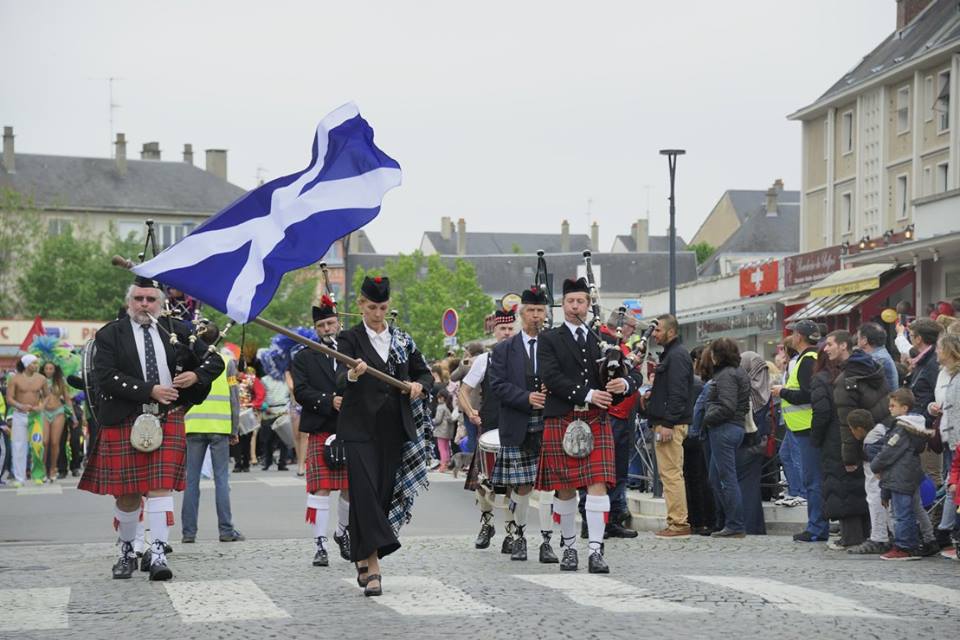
[906,318,943,427]
[78,275,224,581]
[645,314,694,538]
[292,295,351,568]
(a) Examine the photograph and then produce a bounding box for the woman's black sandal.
[364,574,382,597]
[355,563,369,587]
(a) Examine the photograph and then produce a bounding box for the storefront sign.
[0,319,103,347]
[696,306,777,341]
[783,246,842,287]
[739,261,779,297]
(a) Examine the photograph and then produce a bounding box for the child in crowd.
[846,409,889,554]
[870,389,936,560]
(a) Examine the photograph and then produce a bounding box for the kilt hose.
[535,408,615,491]
[305,432,349,493]
[78,409,187,496]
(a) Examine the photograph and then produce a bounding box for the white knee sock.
[554,496,579,550]
[585,494,610,553]
[145,496,174,564]
[337,496,349,536]
[512,492,530,531]
[114,507,140,546]
[538,491,554,539]
[306,494,330,540]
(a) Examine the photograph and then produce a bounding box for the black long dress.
[336,322,433,561]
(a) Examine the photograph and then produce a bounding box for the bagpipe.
[581,250,633,389]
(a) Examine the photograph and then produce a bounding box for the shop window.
[895,174,908,220]
[896,86,910,134]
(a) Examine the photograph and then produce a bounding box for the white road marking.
[0,587,70,631]
[16,484,63,496]
[859,581,960,608]
[343,576,502,616]
[164,579,289,623]
[686,576,895,618]
[257,476,306,487]
[516,574,704,613]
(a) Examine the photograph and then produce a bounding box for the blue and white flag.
[133,103,401,323]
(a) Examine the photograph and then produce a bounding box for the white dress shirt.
[365,322,392,364]
[129,317,173,387]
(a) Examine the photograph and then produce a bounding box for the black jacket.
[93,316,223,426]
[488,333,539,447]
[908,346,940,427]
[335,323,433,443]
[871,422,928,494]
[702,365,750,429]
[834,350,890,465]
[539,323,634,418]
[292,346,339,435]
[645,336,694,427]
[811,370,868,519]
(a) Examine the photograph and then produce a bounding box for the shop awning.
[809,263,897,298]
[784,292,874,322]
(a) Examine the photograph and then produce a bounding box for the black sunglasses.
[133,296,158,303]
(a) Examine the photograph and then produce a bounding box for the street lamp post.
[659,149,686,317]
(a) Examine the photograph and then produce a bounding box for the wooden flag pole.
[112,255,411,393]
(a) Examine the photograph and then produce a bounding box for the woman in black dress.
[337,276,432,596]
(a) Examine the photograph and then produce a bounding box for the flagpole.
[112,255,411,393]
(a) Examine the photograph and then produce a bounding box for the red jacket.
[950,443,960,489]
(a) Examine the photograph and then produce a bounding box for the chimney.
[633,218,649,253]
[182,143,194,165]
[897,0,933,30]
[560,219,570,252]
[140,141,161,160]
[766,187,778,216]
[2,126,14,173]
[440,216,452,241]
[115,133,127,176]
[590,221,599,252]
[205,149,227,180]
[456,217,467,255]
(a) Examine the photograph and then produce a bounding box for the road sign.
[442,308,459,337]
[443,336,459,348]
[501,293,521,311]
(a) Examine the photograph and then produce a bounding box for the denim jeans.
[940,447,956,532]
[707,422,745,533]
[779,428,805,499]
[464,419,479,454]
[182,433,235,537]
[793,430,829,538]
[891,490,919,551]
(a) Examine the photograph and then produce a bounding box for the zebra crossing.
[4,573,960,631]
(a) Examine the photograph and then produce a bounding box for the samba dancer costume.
[79,275,224,581]
[535,277,638,573]
[293,296,351,566]
[461,308,517,552]
[488,286,559,563]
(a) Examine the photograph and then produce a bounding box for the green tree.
[352,252,493,360]
[688,241,716,265]
[0,188,42,316]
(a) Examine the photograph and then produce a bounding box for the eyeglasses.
[133,296,158,303]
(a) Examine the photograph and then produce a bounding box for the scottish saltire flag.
[133,103,401,323]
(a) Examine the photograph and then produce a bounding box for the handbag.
[562,418,594,458]
[130,413,163,452]
[744,400,758,434]
[324,433,348,469]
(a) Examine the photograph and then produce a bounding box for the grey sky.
[2,0,891,254]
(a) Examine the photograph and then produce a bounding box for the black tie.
[329,341,338,371]
[142,324,160,385]
[575,327,586,351]
[528,338,537,374]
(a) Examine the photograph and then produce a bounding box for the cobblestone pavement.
[3,531,960,640]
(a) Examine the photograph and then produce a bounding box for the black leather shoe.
[219,530,245,542]
[139,549,152,572]
[181,535,196,543]
[148,558,173,581]
[539,541,559,564]
[277,465,289,471]
[605,523,639,539]
[112,542,136,579]
[511,536,528,561]
[313,543,329,567]
[475,516,495,549]
[501,534,514,554]
[560,547,578,571]
[334,530,351,561]
[588,550,610,574]
[364,574,382,597]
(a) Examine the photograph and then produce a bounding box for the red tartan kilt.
[535,409,615,491]
[78,409,187,496]
[305,432,349,492]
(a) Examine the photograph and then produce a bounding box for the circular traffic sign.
[442,308,459,337]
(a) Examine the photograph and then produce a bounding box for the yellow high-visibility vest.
[185,355,232,435]
[782,349,818,432]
